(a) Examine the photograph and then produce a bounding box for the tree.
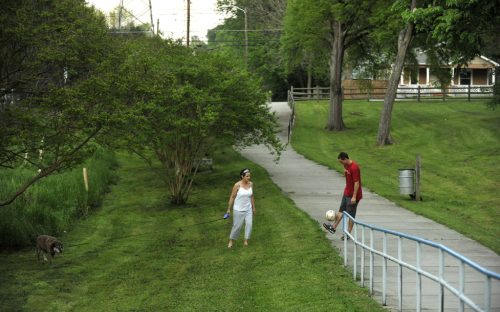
[281,0,383,130]
[281,0,330,95]
[115,38,283,204]
[211,0,289,99]
[0,0,121,206]
[376,0,500,145]
[377,0,417,145]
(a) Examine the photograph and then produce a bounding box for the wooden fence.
[291,85,494,102]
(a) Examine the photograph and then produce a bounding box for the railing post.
[370,228,374,294]
[353,223,358,281]
[383,232,387,306]
[361,226,365,286]
[439,249,445,312]
[468,84,471,101]
[416,242,422,312]
[485,275,491,312]
[315,85,320,100]
[417,85,421,102]
[459,261,464,312]
[398,236,403,311]
[343,215,348,266]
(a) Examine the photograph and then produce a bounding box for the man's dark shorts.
[339,196,358,218]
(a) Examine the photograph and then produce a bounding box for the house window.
[459,69,471,85]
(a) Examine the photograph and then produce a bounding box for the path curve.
[240,102,500,312]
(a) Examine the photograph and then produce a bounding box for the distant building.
[399,51,498,87]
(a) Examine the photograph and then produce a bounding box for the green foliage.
[292,100,500,253]
[0,148,117,249]
[0,0,123,205]
[408,0,499,64]
[211,0,289,99]
[427,50,452,89]
[113,37,283,204]
[281,0,330,83]
[0,151,385,311]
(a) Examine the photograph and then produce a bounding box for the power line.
[212,29,282,32]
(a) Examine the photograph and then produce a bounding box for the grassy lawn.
[0,150,385,311]
[291,99,500,254]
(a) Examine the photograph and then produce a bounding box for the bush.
[0,148,118,249]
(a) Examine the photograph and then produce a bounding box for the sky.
[85,0,228,41]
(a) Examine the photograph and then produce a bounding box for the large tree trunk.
[376,0,416,145]
[156,136,203,205]
[326,21,346,131]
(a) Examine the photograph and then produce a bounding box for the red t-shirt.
[344,161,362,201]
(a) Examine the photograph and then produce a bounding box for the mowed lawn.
[291,99,500,254]
[0,150,385,311]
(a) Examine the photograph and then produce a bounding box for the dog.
[36,235,63,264]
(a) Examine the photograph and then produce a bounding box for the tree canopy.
[0,0,121,206]
[112,37,283,204]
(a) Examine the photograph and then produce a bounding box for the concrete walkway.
[241,102,500,312]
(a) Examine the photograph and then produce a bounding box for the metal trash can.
[399,169,415,195]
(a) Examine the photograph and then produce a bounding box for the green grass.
[0,150,385,311]
[0,148,118,249]
[291,99,500,254]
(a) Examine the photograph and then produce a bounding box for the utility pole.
[186,0,191,47]
[118,0,124,30]
[244,7,248,67]
[149,0,154,35]
[157,18,160,36]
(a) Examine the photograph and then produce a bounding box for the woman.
[226,168,256,248]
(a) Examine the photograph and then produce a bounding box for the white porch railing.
[342,213,500,312]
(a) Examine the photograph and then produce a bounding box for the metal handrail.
[341,213,500,312]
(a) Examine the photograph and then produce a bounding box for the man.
[323,152,362,240]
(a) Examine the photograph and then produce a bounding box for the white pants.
[229,209,253,240]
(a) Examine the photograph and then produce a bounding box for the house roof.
[480,55,500,67]
[414,51,499,68]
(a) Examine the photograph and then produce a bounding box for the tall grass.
[0,148,118,249]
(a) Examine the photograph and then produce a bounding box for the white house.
[399,51,498,87]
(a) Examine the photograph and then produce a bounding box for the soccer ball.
[325,210,336,221]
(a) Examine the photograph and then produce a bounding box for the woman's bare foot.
[228,240,233,248]
[243,240,249,246]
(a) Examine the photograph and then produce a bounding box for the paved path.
[241,102,500,312]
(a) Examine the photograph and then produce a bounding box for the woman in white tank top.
[226,168,256,248]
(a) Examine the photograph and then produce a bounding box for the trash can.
[398,169,415,195]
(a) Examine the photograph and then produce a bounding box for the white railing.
[341,213,500,312]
